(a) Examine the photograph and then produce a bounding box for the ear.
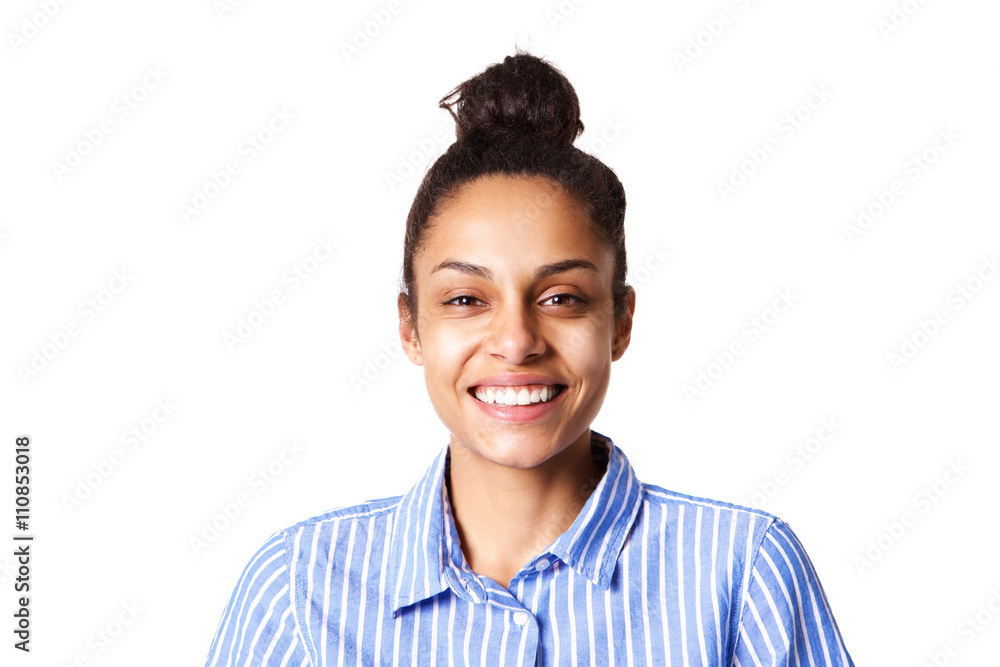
[611,286,635,362]
[398,293,423,366]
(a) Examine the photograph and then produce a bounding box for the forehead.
[417,174,610,272]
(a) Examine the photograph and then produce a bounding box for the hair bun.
[439,52,585,145]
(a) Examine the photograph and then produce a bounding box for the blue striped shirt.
[205,431,854,665]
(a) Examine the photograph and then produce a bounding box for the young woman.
[205,52,855,666]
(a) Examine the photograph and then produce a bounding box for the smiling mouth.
[469,384,566,406]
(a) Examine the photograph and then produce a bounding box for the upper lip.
[469,373,565,389]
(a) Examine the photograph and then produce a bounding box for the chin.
[454,431,564,469]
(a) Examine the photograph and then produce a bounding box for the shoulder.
[640,481,779,543]
[281,494,404,534]
[262,494,404,558]
[638,482,820,579]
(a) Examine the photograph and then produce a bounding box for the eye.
[443,294,485,307]
[541,293,586,307]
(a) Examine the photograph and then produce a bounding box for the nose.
[486,300,545,364]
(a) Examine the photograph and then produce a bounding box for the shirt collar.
[387,430,644,615]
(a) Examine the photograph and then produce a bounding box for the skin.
[398,174,636,589]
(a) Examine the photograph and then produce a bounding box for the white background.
[2,0,998,664]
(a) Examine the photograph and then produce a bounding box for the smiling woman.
[205,51,855,666]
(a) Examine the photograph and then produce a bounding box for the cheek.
[420,323,478,380]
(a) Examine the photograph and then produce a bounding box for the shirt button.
[534,558,550,571]
[513,611,529,626]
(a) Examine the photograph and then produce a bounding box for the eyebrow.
[430,258,599,282]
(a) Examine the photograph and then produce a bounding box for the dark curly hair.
[398,50,629,330]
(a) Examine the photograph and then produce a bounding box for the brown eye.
[444,294,485,307]
[541,294,586,307]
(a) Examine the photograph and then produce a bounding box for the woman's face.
[399,174,634,470]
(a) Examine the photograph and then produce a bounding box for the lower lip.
[469,387,566,423]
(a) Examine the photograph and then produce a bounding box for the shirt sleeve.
[204,529,312,667]
[732,518,854,666]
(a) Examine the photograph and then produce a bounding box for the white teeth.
[473,384,562,406]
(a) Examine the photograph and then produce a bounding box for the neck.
[446,429,605,589]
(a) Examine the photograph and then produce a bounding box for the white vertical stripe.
[586,568,597,663]
[677,505,689,665]
[392,600,403,665]
[463,599,474,666]
[336,520,356,667]
[622,537,635,666]
[480,603,492,667]
[710,507,722,666]
[445,594,454,667]
[373,514,393,666]
[547,562,559,665]
[410,598,422,666]
[431,594,440,666]
[498,609,510,665]
[519,572,542,665]
[659,506,671,666]
[304,526,322,655]
[355,517,376,667]
[641,512,652,667]
[694,505,709,666]
[604,569,615,664]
